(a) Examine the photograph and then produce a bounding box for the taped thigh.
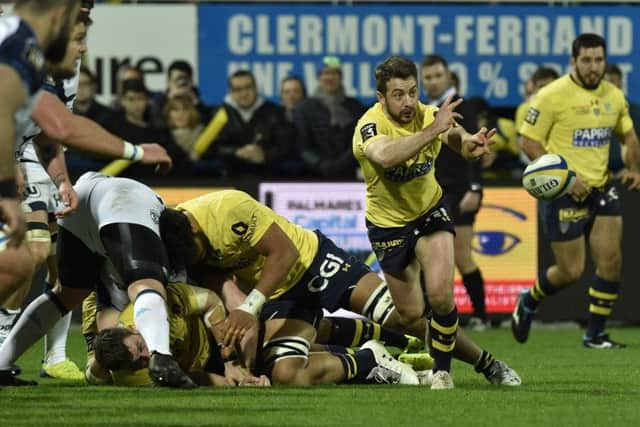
[262,336,311,372]
[361,281,395,326]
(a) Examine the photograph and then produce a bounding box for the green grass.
[2,327,639,426]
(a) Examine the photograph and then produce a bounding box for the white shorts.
[19,162,62,215]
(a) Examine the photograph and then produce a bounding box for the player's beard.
[44,20,72,63]
[387,103,415,124]
[576,67,604,90]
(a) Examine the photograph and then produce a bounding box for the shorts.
[366,197,455,273]
[539,183,622,242]
[271,231,372,314]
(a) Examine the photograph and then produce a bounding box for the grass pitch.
[1,326,639,427]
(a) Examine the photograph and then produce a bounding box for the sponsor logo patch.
[360,123,377,141]
[524,107,540,125]
[572,127,612,147]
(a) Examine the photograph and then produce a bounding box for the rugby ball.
[522,154,576,200]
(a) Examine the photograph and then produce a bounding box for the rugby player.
[352,55,495,389]
[513,33,640,348]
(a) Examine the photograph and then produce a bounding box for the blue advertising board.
[198,3,639,107]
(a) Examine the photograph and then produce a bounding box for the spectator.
[201,70,295,177]
[295,56,366,178]
[604,63,640,176]
[103,79,191,178]
[163,94,203,158]
[73,65,114,127]
[153,60,213,126]
[279,75,307,123]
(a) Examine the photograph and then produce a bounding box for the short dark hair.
[121,78,149,97]
[94,328,136,371]
[531,67,559,85]
[421,54,448,70]
[605,63,622,78]
[280,75,307,99]
[159,208,199,272]
[572,33,606,59]
[228,70,256,89]
[168,60,193,79]
[375,55,417,94]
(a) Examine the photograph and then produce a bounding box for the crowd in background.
[68,56,640,183]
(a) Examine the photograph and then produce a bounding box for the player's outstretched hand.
[620,169,640,191]
[429,95,464,135]
[0,198,26,247]
[139,143,172,175]
[463,127,497,160]
[55,181,78,218]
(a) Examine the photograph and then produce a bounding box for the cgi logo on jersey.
[572,128,612,148]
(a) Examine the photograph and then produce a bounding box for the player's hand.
[239,374,271,387]
[0,198,26,247]
[462,127,497,160]
[568,175,591,202]
[459,190,481,213]
[139,143,173,175]
[223,309,258,348]
[429,95,464,135]
[619,169,640,191]
[55,180,78,218]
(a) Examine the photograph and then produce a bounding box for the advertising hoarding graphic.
[260,183,536,314]
[199,4,638,107]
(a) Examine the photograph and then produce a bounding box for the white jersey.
[16,60,81,183]
[59,172,165,258]
[0,16,46,154]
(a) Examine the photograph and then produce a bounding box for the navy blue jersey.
[0,16,46,148]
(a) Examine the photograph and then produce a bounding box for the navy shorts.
[539,183,622,242]
[269,231,372,315]
[366,197,456,273]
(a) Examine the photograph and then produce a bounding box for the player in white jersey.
[0,172,196,388]
[0,10,90,379]
[0,0,80,305]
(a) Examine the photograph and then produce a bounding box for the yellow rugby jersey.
[520,75,633,188]
[514,99,531,134]
[353,102,443,227]
[177,190,318,299]
[112,283,212,386]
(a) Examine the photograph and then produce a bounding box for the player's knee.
[270,359,310,386]
[597,251,622,278]
[557,264,584,283]
[262,336,310,385]
[393,303,424,326]
[26,240,51,266]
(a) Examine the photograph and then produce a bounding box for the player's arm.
[31,91,172,170]
[0,64,28,245]
[520,136,547,161]
[618,128,640,190]
[32,133,77,216]
[441,125,496,161]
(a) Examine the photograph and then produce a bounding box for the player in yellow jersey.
[514,33,640,348]
[352,55,495,390]
[90,282,270,386]
[514,67,559,164]
[159,190,420,386]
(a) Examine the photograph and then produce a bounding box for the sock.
[335,348,377,383]
[326,317,409,349]
[133,289,171,355]
[43,311,72,365]
[0,293,68,370]
[429,307,459,373]
[462,269,486,320]
[523,273,559,311]
[319,344,354,355]
[0,308,22,347]
[586,276,620,338]
[474,350,496,377]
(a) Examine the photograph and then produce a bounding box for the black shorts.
[58,223,169,291]
[366,197,456,274]
[259,300,323,330]
[443,190,481,226]
[271,231,372,314]
[539,183,622,242]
